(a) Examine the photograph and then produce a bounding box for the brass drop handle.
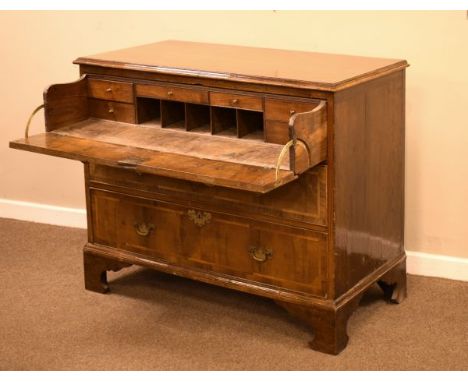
[167,90,174,96]
[108,102,114,113]
[231,98,239,105]
[134,222,155,237]
[187,209,211,227]
[249,247,272,263]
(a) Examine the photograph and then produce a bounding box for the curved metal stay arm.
[24,104,45,139]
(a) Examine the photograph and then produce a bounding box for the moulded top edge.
[73,40,409,92]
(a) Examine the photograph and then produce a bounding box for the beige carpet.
[0,217,467,370]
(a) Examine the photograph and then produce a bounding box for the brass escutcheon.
[249,247,273,263]
[187,209,211,227]
[134,222,155,237]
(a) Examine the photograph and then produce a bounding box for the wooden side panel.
[332,70,405,297]
[290,101,328,174]
[43,75,88,131]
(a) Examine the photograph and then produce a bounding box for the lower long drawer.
[90,189,328,297]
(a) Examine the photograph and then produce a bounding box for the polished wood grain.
[264,98,321,145]
[83,249,132,293]
[277,292,363,355]
[210,91,263,111]
[264,120,289,144]
[10,133,297,193]
[89,163,328,229]
[88,99,136,123]
[265,98,319,122]
[43,75,88,131]
[290,101,327,174]
[75,40,408,91]
[332,70,406,298]
[136,82,209,104]
[88,78,134,103]
[90,188,328,296]
[10,41,407,355]
[81,64,328,99]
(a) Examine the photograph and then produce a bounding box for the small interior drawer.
[90,189,327,297]
[136,83,209,104]
[210,91,263,111]
[265,98,319,122]
[88,99,136,123]
[88,79,134,103]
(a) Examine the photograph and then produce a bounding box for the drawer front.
[88,99,136,123]
[91,190,183,261]
[265,98,319,122]
[210,91,263,111]
[264,120,289,144]
[136,83,209,104]
[89,164,328,228]
[180,210,327,296]
[88,79,134,103]
[90,189,327,297]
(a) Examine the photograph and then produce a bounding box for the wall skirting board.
[0,198,86,229]
[1,197,467,283]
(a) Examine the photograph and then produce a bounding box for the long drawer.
[90,189,328,297]
[89,163,328,228]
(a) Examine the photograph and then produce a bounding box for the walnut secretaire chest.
[10,41,408,355]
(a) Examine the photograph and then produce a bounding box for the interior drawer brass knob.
[167,90,174,96]
[134,222,155,236]
[106,87,112,92]
[231,98,239,104]
[187,209,211,227]
[290,109,296,115]
[249,247,272,263]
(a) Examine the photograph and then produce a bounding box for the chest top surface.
[74,40,407,91]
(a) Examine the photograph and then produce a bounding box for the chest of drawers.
[10,41,408,354]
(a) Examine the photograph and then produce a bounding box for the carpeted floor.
[0,217,467,370]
